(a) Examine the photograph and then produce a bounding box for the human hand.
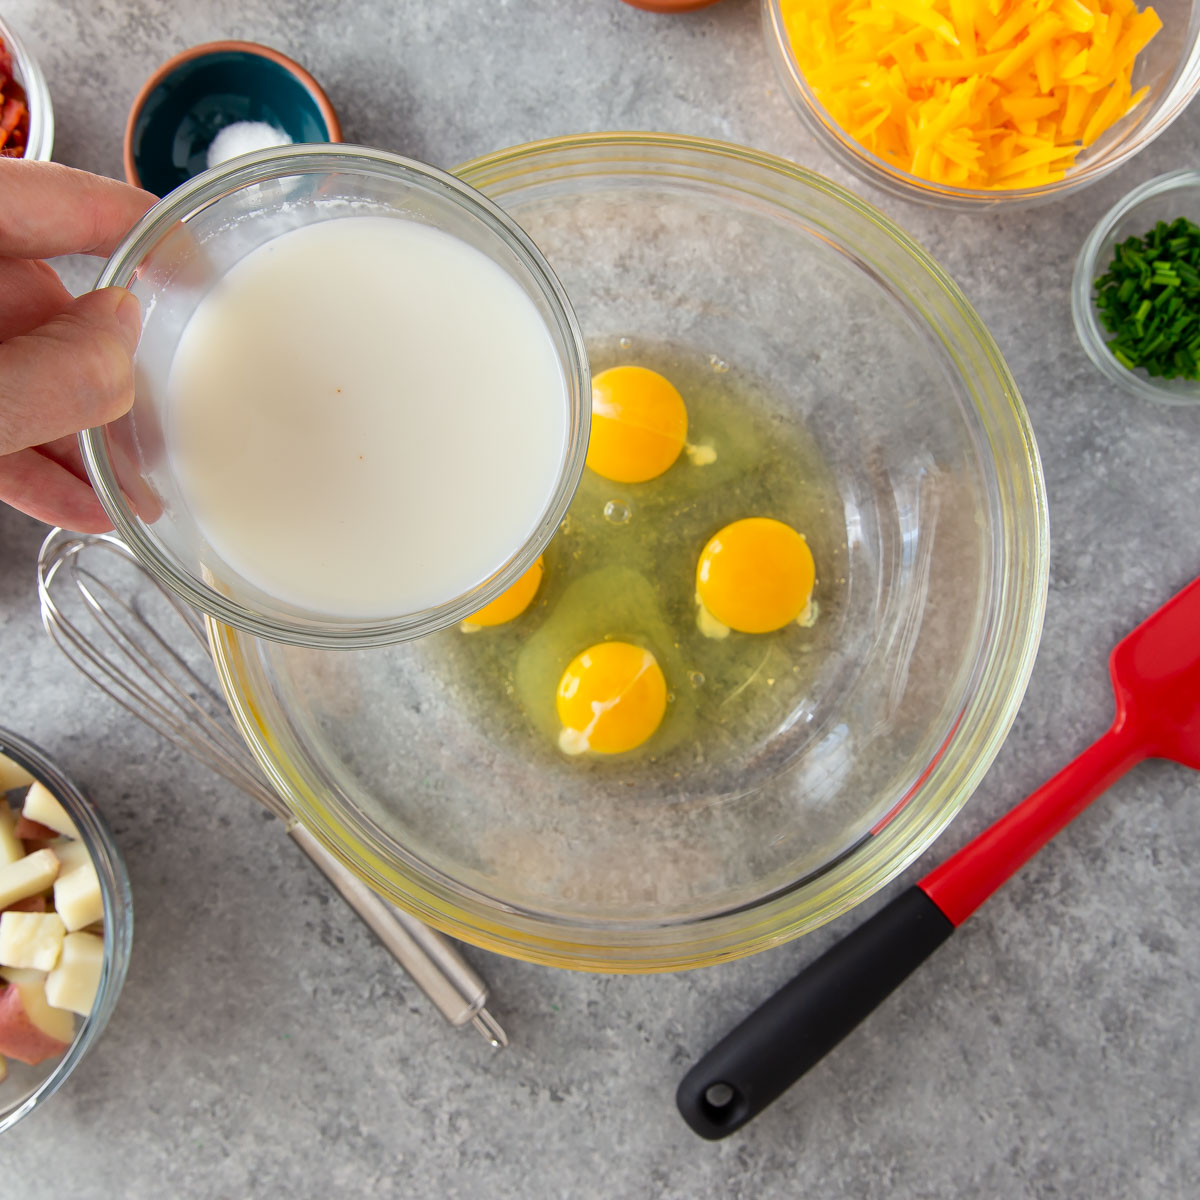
[0,160,156,531]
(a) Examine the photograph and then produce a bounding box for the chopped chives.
[1093,215,1200,381]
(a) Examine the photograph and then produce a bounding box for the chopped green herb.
[1092,216,1200,381]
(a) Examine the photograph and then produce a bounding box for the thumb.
[0,286,141,457]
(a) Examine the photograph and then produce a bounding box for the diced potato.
[49,839,91,876]
[45,932,103,1016]
[0,753,34,793]
[53,862,103,932]
[22,781,79,840]
[15,814,58,841]
[0,911,66,971]
[0,970,75,1065]
[0,848,60,910]
[0,804,22,866]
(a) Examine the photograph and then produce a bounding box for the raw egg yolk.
[696,518,815,634]
[586,366,688,483]
[556,641,668,755]
[465,556,544,627]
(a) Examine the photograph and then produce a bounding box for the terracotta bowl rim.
[122,39,343,190]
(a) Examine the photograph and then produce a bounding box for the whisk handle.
[287,825,505,1044]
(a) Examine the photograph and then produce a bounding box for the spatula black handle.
[676,886,955,1139]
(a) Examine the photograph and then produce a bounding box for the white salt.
[206,121,293,169]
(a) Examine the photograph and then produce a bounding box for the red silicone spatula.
[678,572,1200,1139]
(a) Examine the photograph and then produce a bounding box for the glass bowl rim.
[210,131,1050,972]
[761,0,1200,209]
[0,12,55,162]
[79,142,592,650]
[0,727,133,1136]
[1071,167,1200,405]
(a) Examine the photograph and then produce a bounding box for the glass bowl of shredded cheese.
[764,0,1200,207]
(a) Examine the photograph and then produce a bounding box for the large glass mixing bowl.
[211,134,1049,972]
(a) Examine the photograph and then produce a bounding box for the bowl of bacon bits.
[0,13,53,160]
[0,730,131,1134]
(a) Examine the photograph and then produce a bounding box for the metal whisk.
[37,527,506,1048]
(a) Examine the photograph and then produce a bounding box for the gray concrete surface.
[2,0,1199,1196]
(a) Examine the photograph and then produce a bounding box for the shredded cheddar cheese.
[780,0,1162,189]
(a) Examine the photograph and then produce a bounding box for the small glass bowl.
[0,13,54,161]
[1072,169,1200,404]
[0,729,133,1136]
[80,144,590,650]
[763,0,1200,210]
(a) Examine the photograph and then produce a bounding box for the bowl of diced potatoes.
[0,730,132,1134]
[763,0,1200,208]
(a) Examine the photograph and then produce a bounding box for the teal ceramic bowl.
[123,40,341,196]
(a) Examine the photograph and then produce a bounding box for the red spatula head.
[1109,574,1200,769]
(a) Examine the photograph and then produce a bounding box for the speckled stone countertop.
[2,1,1198,1196]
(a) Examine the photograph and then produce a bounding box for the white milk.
[165,215,568,618]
